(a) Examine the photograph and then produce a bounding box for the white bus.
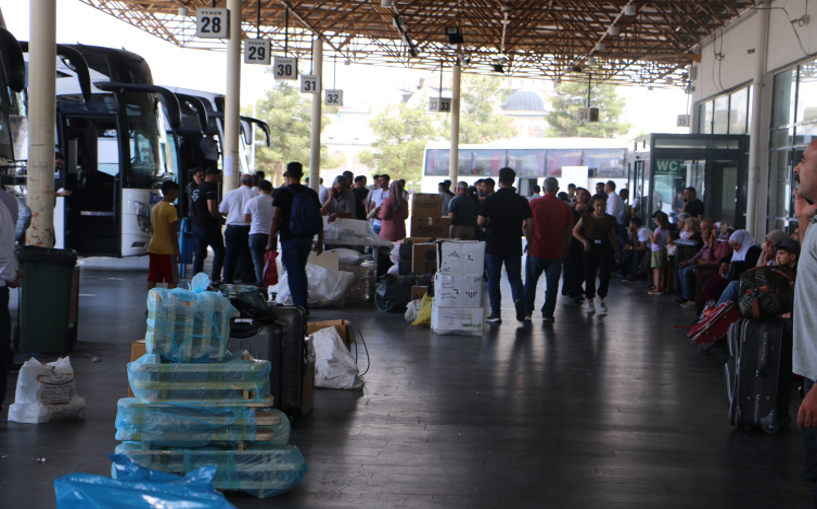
[421,138,630,196]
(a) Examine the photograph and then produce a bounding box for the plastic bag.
[263,250,279,286]
[146,273,239,363]
[405,299,422,322]
[127,353,271,403]
[55,454,236,509]
[412,294,433,328]
[272,263,356,308]
[323,217,392,247]
[389,239,405,264]
[312,326,363,390]
[334,248,363,265]
[217,285,273,321]
[8,357,85,424]
[375,274,414,313]
[114,443,308,499]
[115,398,291,447]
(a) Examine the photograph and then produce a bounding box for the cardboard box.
[431,305,485,336]
[410,217,450,238]
[306,319,354,351]
[412,243,438,275]
[411,285,428,301]
[432,273,483,308]
[411,193,443,217]
[438,240,486,275]
[128,340,147,397]
[405,237,435,244]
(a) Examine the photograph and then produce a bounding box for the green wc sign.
[654,159,683,176]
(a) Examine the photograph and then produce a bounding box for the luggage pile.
[114,274,308,498]
[431,240,486,336]
[409,193,449,238]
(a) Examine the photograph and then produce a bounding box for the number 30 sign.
[196,8,230,39]
[274,57,298,80]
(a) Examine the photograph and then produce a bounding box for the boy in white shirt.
[243,180,275,286]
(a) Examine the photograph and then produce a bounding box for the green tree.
[358,102,439,189]
[545,82,630,138]
[440,74,517,144]
[243,81,339,185]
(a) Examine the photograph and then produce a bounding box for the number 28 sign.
[196,8,230,39]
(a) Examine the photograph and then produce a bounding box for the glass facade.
[424,148,626,178]
[698,85,751,136]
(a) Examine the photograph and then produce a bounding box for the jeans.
[679,265,697,301]
[223,225,254,284]
[485,254,523,317]
[804,378,817,507]
[192,225,224,281]
[523,255,563,318]
[0,286,9,407]
[583,239,614,300]
[249,233,270,286]
[281,236,314,307]
[717,280,741,307]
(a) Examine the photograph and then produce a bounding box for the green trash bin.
[17,246,79,354]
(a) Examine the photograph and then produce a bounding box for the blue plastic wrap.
[114,443,308,498]
[55,454,236,509]
[127,353,271,403]
[115,398,291,447]
[146,273,239,363]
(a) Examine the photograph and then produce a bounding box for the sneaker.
[681,300,697,310]
[586,301,595,314]
[647,289,663,295]
[486,314,502,323]
[674,297,688,304]
[525,315,532,321]
[542,316,555,322]
[596,299,608,315]
[514,300,526,322]
[572,295,585,304]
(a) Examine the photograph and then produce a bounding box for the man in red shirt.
[523,177,575,321]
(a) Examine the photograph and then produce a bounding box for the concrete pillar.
[746,1,770,237]
[27,0,57,247]
[222,0,242,194]
[309,37,322,192]
[449,63,461,187]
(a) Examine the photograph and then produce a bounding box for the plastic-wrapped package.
[322,217,392,247]
[127,353,271,403]
[146,273,239,363]
[55,454,236,509]
[272,264,356,308]
[114,442,308,499]
[217,285,270,316]
[115,398,291,447]
[8,357,86,424]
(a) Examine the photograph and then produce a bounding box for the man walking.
[190,168,225,282]
[267,162,324,312]
[243,179,274,286]
[478,167,533,323]
[523,177,574,322]
[448,181,477,240]
[220,174,257,284]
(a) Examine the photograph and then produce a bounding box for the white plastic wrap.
[8,357,86,424]
[272,263,356,308]
[311,326,363,390]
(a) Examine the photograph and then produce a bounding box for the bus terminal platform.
[0,256,811,508]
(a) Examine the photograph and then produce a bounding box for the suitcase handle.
[230,318,261,339]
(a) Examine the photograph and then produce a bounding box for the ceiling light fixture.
[587,56,597,66]
[381,0,393,7]
[595,42,605,52]
[609,26,620,36]
[624,4,637,16]
[178,6,189,16]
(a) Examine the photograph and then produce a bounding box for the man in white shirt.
[367,174,390,235]
[219,173,257,284]
[243,179,274,286]
[0,199,21,406]
[605,180,625,225]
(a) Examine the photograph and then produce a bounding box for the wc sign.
[654,159,683,176]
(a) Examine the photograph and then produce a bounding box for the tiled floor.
[0,257,811,508]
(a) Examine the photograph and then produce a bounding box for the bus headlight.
[134,201,151,234]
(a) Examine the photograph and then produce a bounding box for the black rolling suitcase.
[228,305,307,416]
[724,318,793,433]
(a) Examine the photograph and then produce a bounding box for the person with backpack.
[266,162,324,312]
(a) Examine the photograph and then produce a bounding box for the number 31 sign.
[196,8,230,39]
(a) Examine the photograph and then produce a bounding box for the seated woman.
[756,229,788,267]
[697,230,761,314]
[717,236,800,307]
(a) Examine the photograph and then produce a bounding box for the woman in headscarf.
[378,180,409,241]
[756,229,788,267]
[697,229,762,315]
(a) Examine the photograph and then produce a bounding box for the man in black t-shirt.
[352,176,370,220]
[267,162,323,311]
[683,186,705,220]
[478,167,533,323]
[190,167,225,282]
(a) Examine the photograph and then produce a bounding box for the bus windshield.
[0,79,27,162]
[124,91,163,188]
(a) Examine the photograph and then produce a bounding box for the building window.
[696,85,750,136]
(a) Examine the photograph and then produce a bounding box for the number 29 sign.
[196,8,230,39]
[244,39,270,65]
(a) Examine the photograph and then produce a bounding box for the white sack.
[334,248,363,266]
[312,326,363,390]
[272,263,356,308]
[8,357,86,424]
[405,299,423,322]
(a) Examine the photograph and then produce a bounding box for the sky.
[1,0,690,137]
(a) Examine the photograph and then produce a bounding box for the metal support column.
[27,0,57,247]
[223,0,242,194]
[309,37,323,192]
[746,1,770,237]
[449,63,461,187]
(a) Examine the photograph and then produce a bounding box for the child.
[648,211,670,295]
[667,230,681,257]
[147,181,181,293]
[776,238,800,272]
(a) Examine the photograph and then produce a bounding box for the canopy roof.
[78,0,754,86]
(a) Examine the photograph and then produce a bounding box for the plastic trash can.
[17,246,79,354]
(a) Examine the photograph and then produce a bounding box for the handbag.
[263,250,279,287]
[737,266,796,320]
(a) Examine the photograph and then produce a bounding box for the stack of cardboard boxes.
[430,240,486,336]
[409,193,449,238]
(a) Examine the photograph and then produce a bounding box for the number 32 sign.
[196,8,230,39]
[324,90,343,106]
